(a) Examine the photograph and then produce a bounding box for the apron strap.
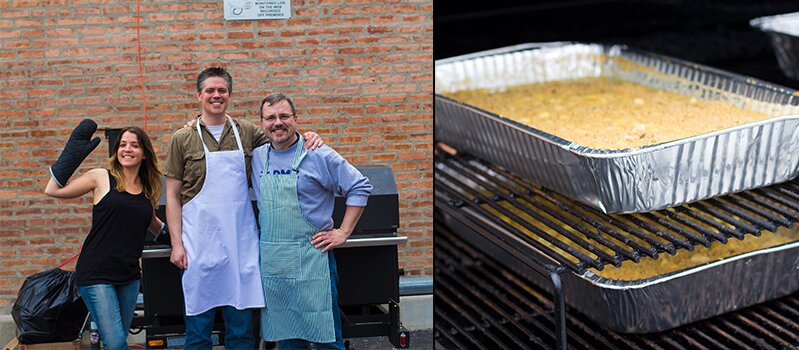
[195,115,244,154]
[195,116,209,154]
[291,136,308,171]
[265,134,308,173]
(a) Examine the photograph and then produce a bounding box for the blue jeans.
[78,280,140,350]
[185,306,255,350]
[277,253,345,350]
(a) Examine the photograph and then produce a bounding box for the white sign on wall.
[224,0,291,20]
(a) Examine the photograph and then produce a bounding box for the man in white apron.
[250,93,372,349]
[163,69,324,349]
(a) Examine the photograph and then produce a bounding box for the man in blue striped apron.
[251,93,372,349]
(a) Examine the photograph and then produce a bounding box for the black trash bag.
[11,268,88,344]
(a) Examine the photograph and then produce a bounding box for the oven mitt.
[49,119,101,187]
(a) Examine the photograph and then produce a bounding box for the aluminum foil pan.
[435,43,799,214]
[575,239,799,334]
[751,12,799,81]
[438,207,799,334]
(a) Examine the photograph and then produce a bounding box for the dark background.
[434,0,799,89]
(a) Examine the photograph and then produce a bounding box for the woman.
[45,126,164,350]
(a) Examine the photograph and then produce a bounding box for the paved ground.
[260,330,434,350]
[346,329,433,350]
[135,329,434,349]
[259,330,433,350]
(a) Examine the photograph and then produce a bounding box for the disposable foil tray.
[751,12,799,81]
[435,43,799,214]
[439,208,799,334]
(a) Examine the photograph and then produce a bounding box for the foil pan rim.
[435,41,578,66]
[581,239,799,290]
[435,42,799,93]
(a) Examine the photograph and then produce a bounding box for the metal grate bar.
[437,273,541,349]
[448,257,554,347]
[687,202,761,235]
[437,224,628,350]
[758,306,799,334]
[742,309,797,347]
[650,335,688,350]
[681,328,725,349]
[719,317,774,349]
[703,323,752,349]
[437,169,600,270]
[480,158,682,258]
[711,195,778,231]
[436,232,550,349]
[443,158,624,267]
[642,211,712,247]
[504,173,661,259]
[615,213,693,250]
[436,184,586,272]
[736,192,798,225]
[436,278,518,348]
[706,197,777,232]
[783,182,799,194]
[449,156,636,265]
[661,209,728,244]
[772,301,799,326]
[435,308,483,350]
[673,206,744,240]
[479,159,676,256]
[754,187,799,216]
[775,184,799,204]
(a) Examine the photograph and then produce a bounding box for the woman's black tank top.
[75,170,153,286]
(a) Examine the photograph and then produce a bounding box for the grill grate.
[435,152,799,274]
[434,221,799,350]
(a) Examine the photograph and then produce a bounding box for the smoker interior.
[434,1,799,347]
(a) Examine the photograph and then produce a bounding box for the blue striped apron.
[258,137,335,343]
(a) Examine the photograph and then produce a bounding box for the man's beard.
[271,127,292,143]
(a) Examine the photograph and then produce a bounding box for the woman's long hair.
[108,127,162,208]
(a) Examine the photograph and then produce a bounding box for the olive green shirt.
[163,116,269,205]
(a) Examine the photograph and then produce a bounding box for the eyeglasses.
[262,113,294,122]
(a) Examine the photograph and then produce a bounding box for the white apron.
[180,116,265,316]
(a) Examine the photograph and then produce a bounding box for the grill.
[434,2,799,348]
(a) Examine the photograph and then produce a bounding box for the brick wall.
[0,0,432,308]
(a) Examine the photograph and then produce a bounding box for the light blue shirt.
[251,135,372,231]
